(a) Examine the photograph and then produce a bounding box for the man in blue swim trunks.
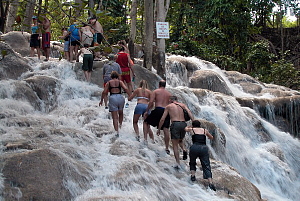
[144,80,172,154]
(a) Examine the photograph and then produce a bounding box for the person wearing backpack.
[157,95,194,169]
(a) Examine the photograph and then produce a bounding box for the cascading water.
[0,55,299,201]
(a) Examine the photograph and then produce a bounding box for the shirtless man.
[157,96,194,169]
[81,22,94,46]
[89,16,103,60]
[41,16,51,61]
[144,80,171,153]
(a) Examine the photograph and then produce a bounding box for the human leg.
[143,122,149,141]
[118,109,124,129]
[111,111,119,134]
[199,146,212,179]
[133,113,141,137]
[83,71,89,81]
[179,139,188,160]
[148,126,154,141]
[45,47,50,60]
[37,47,41,59]
[171,139,180,166]
[189,145,199,180]
[69,45,74,61]
[74,45,79,62]
[30,47,35,57]
[163,127,170,151]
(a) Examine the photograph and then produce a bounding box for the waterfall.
[0,56,299,201]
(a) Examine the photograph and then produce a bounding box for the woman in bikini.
[99,71,130,136]
[184,120,216,191]
[128,80,154,143]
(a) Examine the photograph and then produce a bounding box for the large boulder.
[24,75,60,112]
[190,70,233,96]
[210,160,263,201]
[1,149,92,201]
[1,31,31,57]
[0,42,32,80]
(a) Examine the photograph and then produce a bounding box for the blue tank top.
[69,24,80,41]
[31,26,38,34]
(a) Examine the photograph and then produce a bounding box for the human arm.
[145,90,155,114]
[184,126,192,133]
[76,49,82,60]
[90,26,95,34]
[157,107,169,135]
[185,106,194,121]
[99,83,110,106]
[127,54,135,76]
[128,89,138,101]
[204,129,214,140]
[120,80,130,96]
[59,30,69,40]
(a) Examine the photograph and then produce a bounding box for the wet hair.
[118,40,126,45]
[139,80,148,90]
[170,96,178,101]
[119,46,125,52]
[107,54,116,61]
[159,80,166,87]
[192,120,201,127]
[111,71,119,79]
[89,16,96,20]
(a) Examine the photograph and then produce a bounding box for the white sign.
[156,22,169,39]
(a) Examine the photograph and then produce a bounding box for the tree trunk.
[23,0,35,32]
[0,0,10,33]
[144,0,154,70]
[154,0,170,79]
[88,0,95,16]
[5,0,19,33]
[74,0,84,18]
[128,0,137,59]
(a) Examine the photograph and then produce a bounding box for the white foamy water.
[0,57,299,201]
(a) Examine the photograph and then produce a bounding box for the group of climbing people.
[29,14,216,191]
[99,68,216,191]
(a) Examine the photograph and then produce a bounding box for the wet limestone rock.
[190,70,233,96]
[0,42,32,80]
[0,149,92,201]
[1,31,31,57]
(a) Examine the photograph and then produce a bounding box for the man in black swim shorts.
[144,80,171,152]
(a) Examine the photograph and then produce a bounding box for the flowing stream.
[0,56,299,201]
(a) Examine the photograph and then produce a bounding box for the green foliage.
[246,41,276,74]
[269,59,300,89]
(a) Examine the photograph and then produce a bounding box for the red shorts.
[42,32,51,49]
[121,70,131,83]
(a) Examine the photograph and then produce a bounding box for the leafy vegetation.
[2,0,300,89]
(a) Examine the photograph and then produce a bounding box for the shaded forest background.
[0,0,299,90]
